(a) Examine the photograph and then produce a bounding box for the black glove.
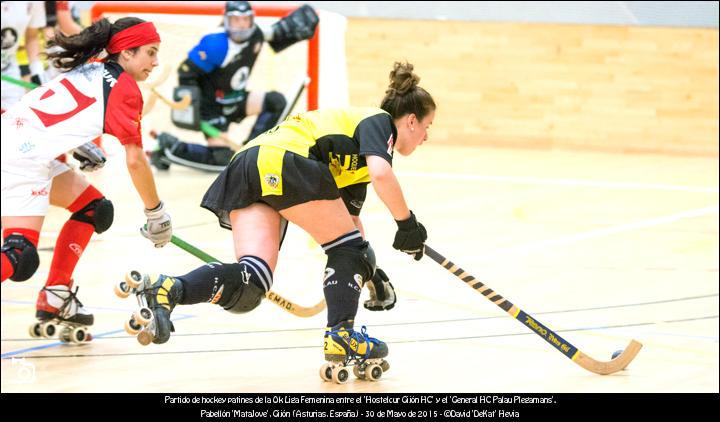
[269,4,319,52]
[392,211,427,261]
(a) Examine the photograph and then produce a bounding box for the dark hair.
[380,62,436,121]
[47,17,145,71]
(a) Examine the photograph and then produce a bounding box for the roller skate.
[115,270,183,345]
[29,282,93,344]
[319,321,390,384]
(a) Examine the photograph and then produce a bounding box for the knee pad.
[263,91,287,113]
[325,240,376,288]
[71,197,114,234]
[220,256,273,314]
[2,234,40,282]
[247,92,288,142]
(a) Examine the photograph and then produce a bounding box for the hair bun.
[388,61,420,96]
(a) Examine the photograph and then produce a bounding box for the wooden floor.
[1,142,718,393]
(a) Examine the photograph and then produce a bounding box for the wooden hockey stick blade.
[142,91,159,115]
[170,235,326,317]
[152,87,191,110]
[423,244,642,375]
[265,290,327,317]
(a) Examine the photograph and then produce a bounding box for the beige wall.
[346,19,719,156]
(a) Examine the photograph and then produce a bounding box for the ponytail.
[47,17,146,71]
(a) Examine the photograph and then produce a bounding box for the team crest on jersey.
[264,174,280,188]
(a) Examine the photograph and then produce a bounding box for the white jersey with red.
[0,61,144,216]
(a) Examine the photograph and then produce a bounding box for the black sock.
[176,263,228,305]
[322,231,366,328]
[171,142,212,164]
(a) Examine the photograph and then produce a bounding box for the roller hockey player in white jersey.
[150,1,319,172]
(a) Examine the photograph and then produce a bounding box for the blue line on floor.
[0,315,195,359]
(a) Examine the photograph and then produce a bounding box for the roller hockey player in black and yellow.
[132,61,435,384]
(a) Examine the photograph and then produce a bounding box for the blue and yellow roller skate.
[320,321,390,384]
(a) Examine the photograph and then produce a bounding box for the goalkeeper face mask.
[225,13,254,43]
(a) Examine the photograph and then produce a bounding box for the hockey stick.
[2,74,38,89]
[199,121,244,151]
[276,75,311,124]
[170,235,326,318]
[423,244,642,375]
[148,87,192,110]
[139,65,191,112]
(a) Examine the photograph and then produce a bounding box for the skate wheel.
[366,364,383,382]
[319,363,332,382]
[71,327,89,344]
[331,366,349,384]
[114,281,131,298]
[124,318,142,335]
[41,322,56,338]
[137,329,154,346]
[381,360,390,373]
[133,307,154,325]
[353,365,365,380]
[125,270,143,289]
[59,327,71,343]
[29,322,43,338]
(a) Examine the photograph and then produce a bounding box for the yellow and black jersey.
[203,107,397,229]
[244,107,397,189]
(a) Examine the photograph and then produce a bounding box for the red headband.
[106,22,161,54]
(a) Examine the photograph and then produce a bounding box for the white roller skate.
[29,282,93,344]
[319,322,390,384]
[115,270,183,345]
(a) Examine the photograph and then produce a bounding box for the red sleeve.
[104,73,143,147]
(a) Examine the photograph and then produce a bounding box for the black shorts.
[201,146,342,230]
[339,183,367,217]
[201,91,250,133]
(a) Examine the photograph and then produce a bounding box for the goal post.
[90,1,321,110]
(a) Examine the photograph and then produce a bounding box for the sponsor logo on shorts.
[264,174,279,188]
[350,200,363,209]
